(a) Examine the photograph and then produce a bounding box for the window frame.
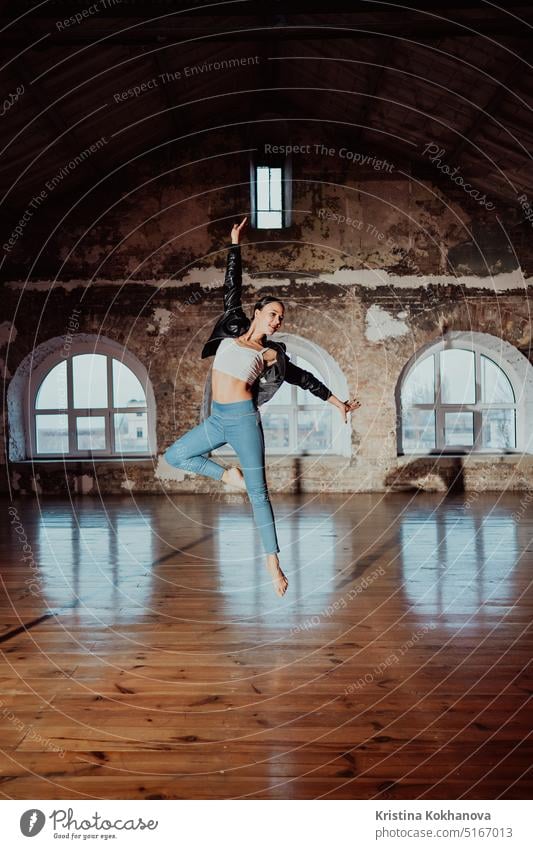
[253,367,334,455]
[397,333,526,456]
[250,152,292,229]
[25,338,156,460]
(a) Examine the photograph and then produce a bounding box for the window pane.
[261,411,289,449]
[482,409,515,449]
[256,166,282,212]
[256,166,270,209]
[113,359,147,408]
[444,411,474,446]
[114,412,149,453]
[76,416,106,450]
[269,167,282,209]
[402,355,434,405]
[35,414,69,454]
[440,349,475,404]
[36,360,67,409]
[257,210,282,229]
[73,353,107,408]
[481,355,514,404]
[402,409,435,451]
[298,409,332,451]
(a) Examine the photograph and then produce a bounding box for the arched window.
[260,351,334,453]
[203,333,351,457]
[9,336,156,460]
[397,332,533,454]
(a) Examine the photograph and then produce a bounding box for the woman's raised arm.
[284,360,361,422]
[223,217,247,313]
[231,216,247,245]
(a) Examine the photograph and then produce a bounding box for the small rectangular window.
[250,153,292,229]
[256,166,282,228]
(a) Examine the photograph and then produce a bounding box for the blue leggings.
[163,398,280,555]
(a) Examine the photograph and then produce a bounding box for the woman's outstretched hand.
[328,394,361,423]
[231,217,248,245]
[341,398,361,423]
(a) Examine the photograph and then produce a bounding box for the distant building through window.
[397,333,533,454]
[7,335,156,460]
[33,354,149,456]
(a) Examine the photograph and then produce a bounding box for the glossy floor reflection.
[400,507,519,620]
[0,492,531,800]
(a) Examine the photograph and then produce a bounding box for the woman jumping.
[164,217,360,596]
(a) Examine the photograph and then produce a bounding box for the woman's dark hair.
[252,295,285,319]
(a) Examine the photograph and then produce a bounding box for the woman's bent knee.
[164,446,183,468]
[164,448,175,466]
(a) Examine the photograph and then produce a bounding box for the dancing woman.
[164,217,360,596]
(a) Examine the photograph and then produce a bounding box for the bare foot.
[266,553,288,597]
[222,466,247,491]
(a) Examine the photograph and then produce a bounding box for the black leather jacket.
[201,245,333,408]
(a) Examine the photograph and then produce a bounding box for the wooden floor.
[1,491,532,800]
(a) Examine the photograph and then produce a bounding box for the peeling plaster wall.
[2,129,533,495]
[365,305,410,342]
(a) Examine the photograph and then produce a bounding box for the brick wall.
[2,130,532,495]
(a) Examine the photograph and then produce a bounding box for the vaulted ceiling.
[1,0,533,222]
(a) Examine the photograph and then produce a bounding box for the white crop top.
[212,337,269,385]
